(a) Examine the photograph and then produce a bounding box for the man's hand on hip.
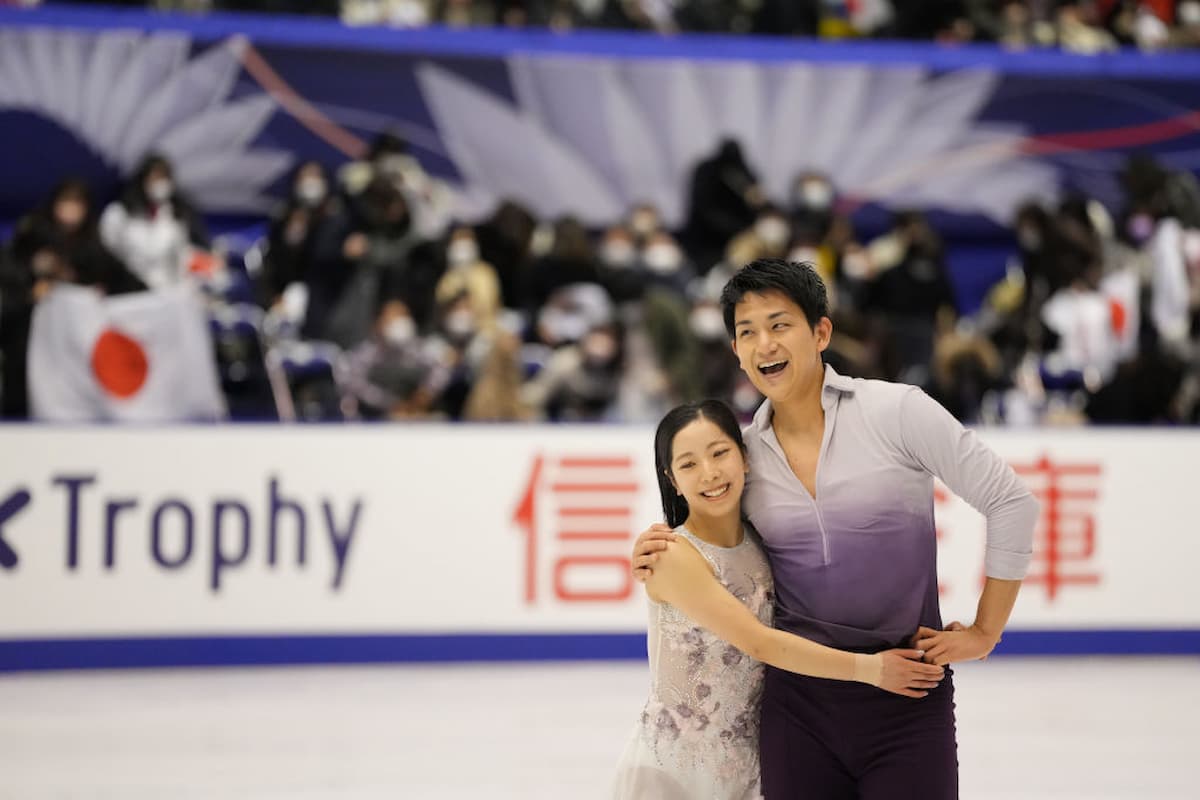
[913,621,1000,666]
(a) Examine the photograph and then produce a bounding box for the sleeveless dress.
[613,524,774,800]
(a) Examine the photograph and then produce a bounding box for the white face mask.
[643,244,683,274]
[384,316,416,346]
[755,217,790,248]
[788,246,820,265]
[841,250,871,280]
[540,308,589,343]
[444,309,476,339]
[296,177,327,207]
[146,178,172,204]
[797,180,833,210]
[601,240,636,268]
[689,306,727,341]
[529,224,555,258]
[447,239,479,267]
[377,154,408,179]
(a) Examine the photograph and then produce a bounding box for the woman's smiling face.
[669,416,747,520]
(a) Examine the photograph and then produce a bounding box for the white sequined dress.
[613,524,774,800]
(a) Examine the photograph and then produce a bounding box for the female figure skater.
[613,400,944,799]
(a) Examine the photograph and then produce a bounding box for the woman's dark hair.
[654,399,746,528]
[121,153,176,213]
[35,178,97,237]
[719,258,829,338]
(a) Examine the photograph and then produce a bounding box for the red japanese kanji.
[933,484,951,598]
[512,454,639,604]
[1012,455,1103,602]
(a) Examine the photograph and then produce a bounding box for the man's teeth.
[759,360,787,374]
[701,485,730,498]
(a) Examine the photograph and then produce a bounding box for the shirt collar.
[751,363,855,433]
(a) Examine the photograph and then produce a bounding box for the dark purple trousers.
[759,664,959,799]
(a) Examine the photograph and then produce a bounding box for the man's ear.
[814,316,833,353]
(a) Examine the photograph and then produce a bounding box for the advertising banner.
[1,425,1196,667]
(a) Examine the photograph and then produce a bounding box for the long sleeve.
[897,386,1038,580]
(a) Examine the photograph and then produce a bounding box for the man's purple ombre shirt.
[742,365,1038,652]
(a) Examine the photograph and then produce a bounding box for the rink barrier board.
[1,630,1198,672]
[3,426,1198,669]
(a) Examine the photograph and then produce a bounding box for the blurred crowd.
[2,126,1198,425]
[11,1,1200,51]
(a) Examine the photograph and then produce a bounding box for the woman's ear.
[665,469,681,496]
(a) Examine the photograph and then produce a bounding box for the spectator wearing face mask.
[640,230,695,297]
[688,297,739,402]
[626,202,665,247]
[789,172,852,291]
[862,210,958,385]
[340,130,452,241]
[434,225,502,330]
[434,288,528,419]
[790,172,839,237]
[522,322,625,421]
[260,160,339,309]
[726,206,793,267]
[303,176,418,349]
[341,298,449,420]
[99,154,210,290]
[597,224,650,304]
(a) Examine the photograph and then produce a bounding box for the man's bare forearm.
[973,577,1022,642]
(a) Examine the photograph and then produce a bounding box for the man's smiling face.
[731,290,831,406]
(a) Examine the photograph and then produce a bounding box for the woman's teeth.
[701,485,730,499]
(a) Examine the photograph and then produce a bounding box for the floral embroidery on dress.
[615,525,775,800]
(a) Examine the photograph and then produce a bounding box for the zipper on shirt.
[766,428,832,567]
[810,494,831,566]
[812,390,841,567]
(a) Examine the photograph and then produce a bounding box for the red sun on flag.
[90,328,149,398]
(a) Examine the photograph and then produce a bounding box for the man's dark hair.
[719,258,829,337]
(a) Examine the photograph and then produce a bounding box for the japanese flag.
[28,283,226,422]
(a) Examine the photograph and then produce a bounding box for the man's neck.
[770,365,826,440]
